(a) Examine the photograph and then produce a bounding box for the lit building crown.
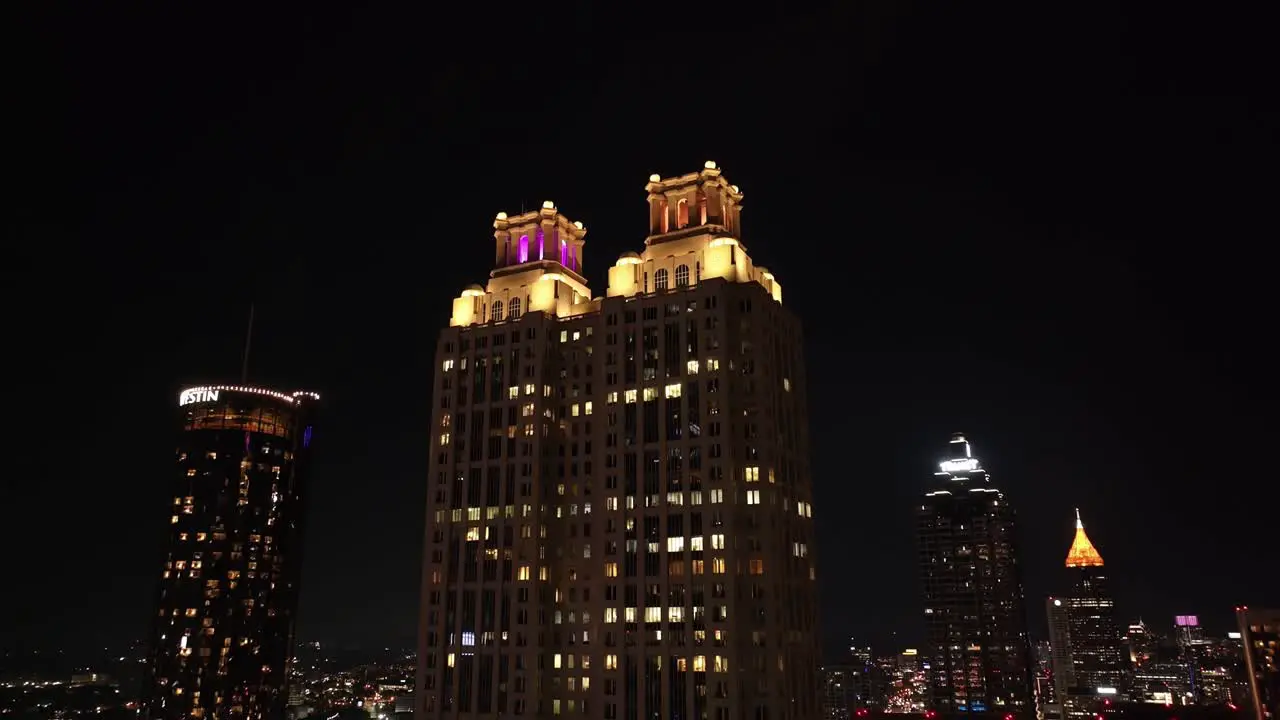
[1065,508,1105,568]
[938,432,983,475]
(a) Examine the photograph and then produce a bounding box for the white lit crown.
[939,432,982,474]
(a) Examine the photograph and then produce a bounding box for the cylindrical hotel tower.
[143,385,319,720]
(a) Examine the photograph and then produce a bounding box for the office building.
[144,385,320,719]
[918,433,1034,716]
[1062,511,1126,695]
[416,164,818,720]
[1047,597,1074,708]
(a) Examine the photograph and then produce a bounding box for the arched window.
[508,297,522,319]
[676,199,689,229]
[675,264,690,288]
[654,268,669,291]
[492,301,504,322]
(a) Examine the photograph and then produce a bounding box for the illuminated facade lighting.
[417,165,818,720]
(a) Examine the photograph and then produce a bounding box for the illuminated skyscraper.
[1059,511,1126,699]
[918,433,1034,717]
[416,164,820,720]
[144,385,320,720]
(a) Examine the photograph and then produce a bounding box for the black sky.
[7,4,1278,662]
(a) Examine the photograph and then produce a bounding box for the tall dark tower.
[1059,510,1126,702]
[417,163,820,720]
[918,433,1033,717]
[143,385,320,720]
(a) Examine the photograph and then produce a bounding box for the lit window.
[606,391,619,404]
[439,433,451,446]
[572,404,580,417]
[744,466,759,483]
[712,558,726,574]
[624,389,637,403]
[518,565,531,581]
[746,490,760,505]
[187,469,197,477]
[508,386,519,399]
[665,383,681,398]
[749,559,764,575]
[442,359,455,372]
[606,654,618,669]
[643,387,658,401]
[645,607,661,623]
[667,536,685,552]
[584,401,593,415]
[687,360,700,375]
[605,562,618,577]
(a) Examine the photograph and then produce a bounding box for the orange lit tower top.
[1065,508,1105,568]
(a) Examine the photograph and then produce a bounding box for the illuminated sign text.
[180,389,220,406]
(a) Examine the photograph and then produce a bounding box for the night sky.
[8,5,1277,663]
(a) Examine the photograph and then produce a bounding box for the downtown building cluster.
[134,165,1278,720]
[821,434,1278,720]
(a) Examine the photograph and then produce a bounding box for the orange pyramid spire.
[1065,508,1104,568]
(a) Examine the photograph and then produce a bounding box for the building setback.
[416,163,820,720]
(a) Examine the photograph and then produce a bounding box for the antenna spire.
[240,303,255,383]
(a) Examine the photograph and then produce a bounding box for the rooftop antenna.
[240,303,255,383]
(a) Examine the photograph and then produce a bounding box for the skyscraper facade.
[1046,597,1074,708]
[144,385,320,720]
[416,163,820,720]
[918,433,1033,717]
[1236,607,1280,720]
[1060,511,1125,698]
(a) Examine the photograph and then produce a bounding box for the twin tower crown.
[450,162,779,328]
[489,161,744,280]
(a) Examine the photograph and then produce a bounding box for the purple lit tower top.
[491,201,586,277]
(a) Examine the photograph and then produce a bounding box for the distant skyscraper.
[918,433,1034,716]
[1122,619,1157,667]
[1174,614,1207,650]
[1236,607,1280,720]
[1060,511,1126,698]
[416,164,819,720]
[144,385,320,720]
[1046,597,1074,708]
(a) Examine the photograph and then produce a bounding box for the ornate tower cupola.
[644,160,744,247]
[492,200,587,280]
